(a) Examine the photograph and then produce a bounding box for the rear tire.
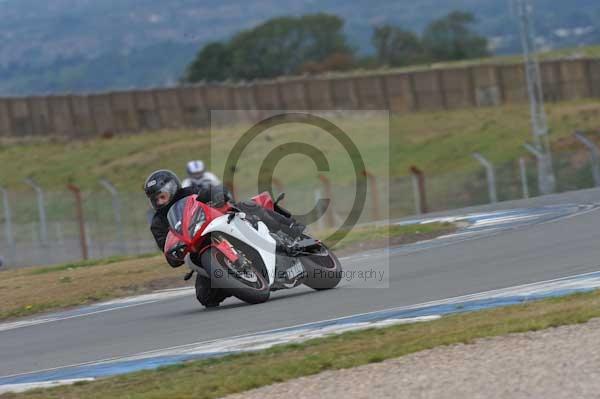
[300,245,342,290]
[201,244,270,305]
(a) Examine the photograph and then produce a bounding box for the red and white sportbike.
[164,192,342,305]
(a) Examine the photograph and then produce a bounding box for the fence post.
[67,184,89,260]
[271,178,284,198]
[24,178,48,245]
[313,188,325,231]
[519,157,530,199]
[409,166,428,215]
[318,175,335,228]
[574,131,600,187]
[0,186,16,264]
[524,142,556,195]
[472,153,498,204]
[362,170,381,221]
[100,179,127,254]
[224,165,238,200]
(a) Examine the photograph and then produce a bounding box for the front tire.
[300,245,342,290]
[201,245,270,305]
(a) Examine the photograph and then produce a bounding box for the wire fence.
[0,146,599,268]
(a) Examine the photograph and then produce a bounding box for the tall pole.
[514,0,556,195]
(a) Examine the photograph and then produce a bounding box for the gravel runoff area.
[224,318,600,399]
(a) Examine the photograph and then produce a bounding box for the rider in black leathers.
[145,169,230,307]
[144,169,305,308]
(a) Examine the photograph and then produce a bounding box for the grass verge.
[1,100,600,193]
[5,288,600,399]
[0,223,451,321]
[0,255,187,321]
[28,253,157,275]
[326,222,456,254]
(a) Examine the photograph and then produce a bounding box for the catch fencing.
[1,135,599,268]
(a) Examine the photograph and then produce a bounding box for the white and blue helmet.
[186,160,205,176]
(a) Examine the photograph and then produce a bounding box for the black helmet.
[144,170,181,210]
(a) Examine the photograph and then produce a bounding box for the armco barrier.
[0,58,599,138]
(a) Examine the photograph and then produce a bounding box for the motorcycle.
[163,191,342,306]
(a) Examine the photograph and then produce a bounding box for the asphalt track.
[2,188,600,386]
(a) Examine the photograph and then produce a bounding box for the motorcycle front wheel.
[201,236,270,305]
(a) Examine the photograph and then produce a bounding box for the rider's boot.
[195,275,230,308]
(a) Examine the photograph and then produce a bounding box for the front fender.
[201,215,277,285]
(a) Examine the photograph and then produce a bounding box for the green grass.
[27,253,156,275]
[326,222,455,250]
[0,254,181,321]
[1,99,599,195]
[6,289,600,399]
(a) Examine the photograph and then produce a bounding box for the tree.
[184,42,232,82]
[184,13,354,82]
[299,52,355,75]
[228,13,354,80]
[372,25,425,67]
[422,11,489,62]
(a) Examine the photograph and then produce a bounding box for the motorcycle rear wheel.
[300,244,342,290]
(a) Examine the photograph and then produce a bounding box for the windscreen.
[167,197,188,235]
[166,196,207,239]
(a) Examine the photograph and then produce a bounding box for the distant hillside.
[0,0,598,95]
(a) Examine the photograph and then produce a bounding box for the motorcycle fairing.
[201,214,277,285]
[251,191,275,210]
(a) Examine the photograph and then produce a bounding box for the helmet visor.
[148,180,178,210]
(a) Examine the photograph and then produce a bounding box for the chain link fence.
[0,146,599,268]
[0,190,155,267]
